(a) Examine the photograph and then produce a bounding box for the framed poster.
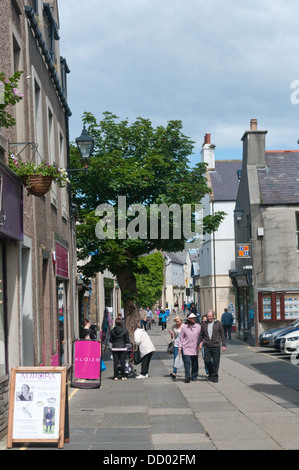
[7,367,67,449]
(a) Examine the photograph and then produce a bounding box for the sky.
[58,0,299,167]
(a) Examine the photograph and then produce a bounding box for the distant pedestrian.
[80,318,97,340]
[178,313,201,383]
[198,310,226,383]
[146,307,153,330]
[159,309,167,331]
[169,316,183,380]
[221,308,234,340]
[139,308,147,330]
[134,327,156,379]
[110,318,130,381]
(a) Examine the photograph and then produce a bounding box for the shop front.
[0,162,23,437]
[229,270,255,344]
[55,241,70,366]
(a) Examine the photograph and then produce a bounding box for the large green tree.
[70,112,225,338]
[135,252,165,309]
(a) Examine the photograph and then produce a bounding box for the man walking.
[221,308,234,340]
[198,310,226,383]
[146,307,153,330]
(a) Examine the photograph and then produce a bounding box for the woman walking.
[110,318,130,380]
[169,316,183,380]
[178,313,201,383]
[134,327,156,379]
[159,309,168,331]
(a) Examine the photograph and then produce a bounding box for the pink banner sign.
[74,340,101,380]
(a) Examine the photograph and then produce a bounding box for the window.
[34,77,43,161]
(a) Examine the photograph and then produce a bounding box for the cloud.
[58,0,299,164]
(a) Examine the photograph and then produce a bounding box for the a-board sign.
[71,339,101,389]
[7,367,68,449]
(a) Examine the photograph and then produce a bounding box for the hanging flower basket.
[8,156,70,197]
[21,174,53,197]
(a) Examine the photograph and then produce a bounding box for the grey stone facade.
[0,0,78,437]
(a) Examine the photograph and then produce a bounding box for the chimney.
[201,133,215,170]
[241,119,267,167]
[204,133,211,145]
[250,119,258,130]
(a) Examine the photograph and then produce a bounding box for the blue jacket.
[221,311,234,326]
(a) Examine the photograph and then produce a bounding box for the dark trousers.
[204,346,221,380]
[112,350,126,378]
[223,325,232,339]
[141,352,153,375]
[161,321,167,331]
[182,353,198,380]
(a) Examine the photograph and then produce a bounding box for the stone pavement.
[2,317,299,451]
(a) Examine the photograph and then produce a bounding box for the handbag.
[133,348,142,365]
[167,341,174,354]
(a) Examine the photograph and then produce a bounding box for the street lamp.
[75,125,94,160]
[69,126,95,174]
[234,203,244,223]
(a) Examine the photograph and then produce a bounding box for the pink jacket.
[178,323,201,356]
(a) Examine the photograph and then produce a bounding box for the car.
[259,319,299,348]
[279,329,299,354]
[274,327,299,352]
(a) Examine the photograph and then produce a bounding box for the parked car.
[274,327,299,352]
[259,319,299,348]
[279,329,299,354]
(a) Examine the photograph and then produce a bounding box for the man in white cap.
[178,312,201,383]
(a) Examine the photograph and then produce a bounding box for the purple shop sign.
[0,164,23,241]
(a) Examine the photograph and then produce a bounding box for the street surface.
[2,314,299,451]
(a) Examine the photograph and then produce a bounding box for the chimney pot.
[250,119,258,131]
[204,133,211,144]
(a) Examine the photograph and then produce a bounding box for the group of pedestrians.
[107,305,233,383]
[169,308,233,383]
[109,316,156,380]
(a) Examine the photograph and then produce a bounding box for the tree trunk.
[116,269,139,342]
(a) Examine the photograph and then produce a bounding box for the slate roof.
[209,160,242,201]
[258,151,299,205]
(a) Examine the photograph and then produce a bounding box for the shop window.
[259,292,299,321]
[284,294,299,320]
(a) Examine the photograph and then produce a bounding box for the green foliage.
[8,156,70,187]
[135,252,165,308]
[70,112,226,316]
[0,71,23,128]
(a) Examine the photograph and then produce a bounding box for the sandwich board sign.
[71,339,102,389]
[7,367,68,449]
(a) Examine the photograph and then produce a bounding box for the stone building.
[0,0,77,437]
[199,133,241,319]
[231,119,299,344]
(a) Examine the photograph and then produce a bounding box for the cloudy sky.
[58,0,299,166]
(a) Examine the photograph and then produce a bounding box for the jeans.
[204,346,221,380]
[201,345,210,375]
[223,325,232,339]
[182,352,198,381]
[173,346,179,374]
